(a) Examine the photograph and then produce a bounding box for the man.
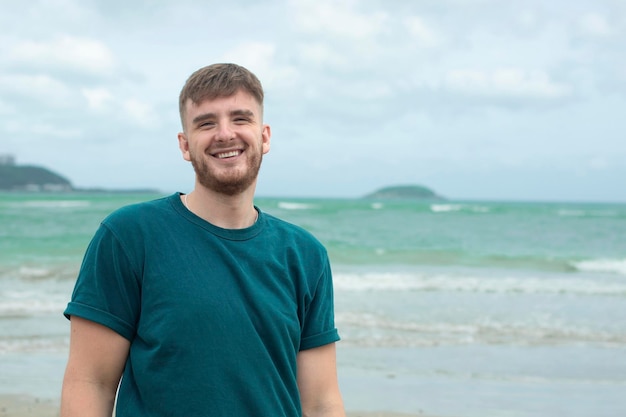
[61,63,345,417]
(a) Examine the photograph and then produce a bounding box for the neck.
[183,184,258,229]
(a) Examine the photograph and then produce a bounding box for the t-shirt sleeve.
[64,223,141,341]
[299,255,340,350]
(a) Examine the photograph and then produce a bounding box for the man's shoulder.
[103,193,175,228]
[262,212,326,251]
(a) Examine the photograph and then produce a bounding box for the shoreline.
[0,395,437,417]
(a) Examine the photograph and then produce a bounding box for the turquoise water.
[1,192,625,416]
[3,193,626,274]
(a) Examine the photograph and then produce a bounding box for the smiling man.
[61,63,345,417]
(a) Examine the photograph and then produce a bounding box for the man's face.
[178,90,271,196]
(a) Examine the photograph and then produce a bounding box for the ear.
[261,124,271,155]
[178,132,191,161]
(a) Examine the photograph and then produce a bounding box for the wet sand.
[0,394,438,417]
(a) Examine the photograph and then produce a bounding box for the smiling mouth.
[213,150,242,159]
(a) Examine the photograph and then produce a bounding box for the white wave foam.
[0,337,68,353]
[430,204,490,214]
[573,259,626,276]
[19,200,91,209]
[0,288,68,316]
[335,312,626,347]
[557,209,586,217]
[277,202,314,210]
[557,209,619,218]
[0,295,68,318]
[19,266,52,279]
[0,298,67,315]
[430,204,462,213]
[334,272,626,296]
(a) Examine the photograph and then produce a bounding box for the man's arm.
[61,316,130,417]
[297,343,346,417]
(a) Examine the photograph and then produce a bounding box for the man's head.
[177,63,271,197]
[179,63,264,132]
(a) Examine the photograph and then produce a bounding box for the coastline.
[0,395,436,417]
[0,395,59,417]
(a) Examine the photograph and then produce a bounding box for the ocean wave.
[556,208,622,218]
[336,312,626,348]
[430,204,491,214]
[17,266,52,279]
[334,272,626,296]
[0,265,79,282]
[15,200,91,209]
[277,202,315,210]
[0,291,68,316]
[572,259,626,276]
[0,337,68,354]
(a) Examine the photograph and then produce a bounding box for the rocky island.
[0,155,72,191]
[363,184,445,200]
[0,154,158,193]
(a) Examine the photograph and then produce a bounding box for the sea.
[1,191,625,416]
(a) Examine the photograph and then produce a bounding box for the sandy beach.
[0,395,59,417]
[0,395,432,417]
[0,394,437,417]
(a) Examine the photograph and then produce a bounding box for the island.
[0,155,72,191]
[363,185,445,200]
[0,154,159,193]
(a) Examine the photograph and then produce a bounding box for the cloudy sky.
[1,0,625,201]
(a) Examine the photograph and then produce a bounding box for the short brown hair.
[179,63,264,129]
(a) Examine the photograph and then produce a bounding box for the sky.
[1,0,625,202]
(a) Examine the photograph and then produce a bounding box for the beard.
[189,147,263,196]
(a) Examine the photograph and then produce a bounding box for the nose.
[215,122,234,142]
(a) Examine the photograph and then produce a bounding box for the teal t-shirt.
[64,193,339,416]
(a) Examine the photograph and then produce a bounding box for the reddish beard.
[190,149,263,196]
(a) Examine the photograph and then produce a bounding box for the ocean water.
[1,192,625,416]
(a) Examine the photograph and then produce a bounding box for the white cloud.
[587,156,609,171]
[404,16,442,48]
[221,42,300,91]
[445,68,572,99]
[0,99,13,115]
[220,42,278,74]
[0,74,73,107]
[289,0,389,39]
[82,88,113,110]
[8,35,116,75]
[299,43,351,69]
[518,10,538,28]
[2,118,82,138]
[1,0,625,201]
[579,13,612,37]
[122,99,159,129]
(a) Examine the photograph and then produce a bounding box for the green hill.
[363,185,445,200]
[0,164,73,191]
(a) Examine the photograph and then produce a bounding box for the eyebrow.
[191,109,256,126]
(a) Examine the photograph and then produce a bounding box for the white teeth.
[216,151,240,159]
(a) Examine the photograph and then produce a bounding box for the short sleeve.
[64,223,141,341]
[299,256,340,350]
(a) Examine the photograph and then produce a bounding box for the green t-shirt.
[65,193,339,416]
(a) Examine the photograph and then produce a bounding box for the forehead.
[184,89,261,118]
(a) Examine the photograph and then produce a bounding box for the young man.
[61,63,345,417]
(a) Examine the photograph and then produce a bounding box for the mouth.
[212,150,243,159]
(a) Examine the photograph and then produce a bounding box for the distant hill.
[0,163,73,191]
[0,157,160,193]
[363,185,445,200]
